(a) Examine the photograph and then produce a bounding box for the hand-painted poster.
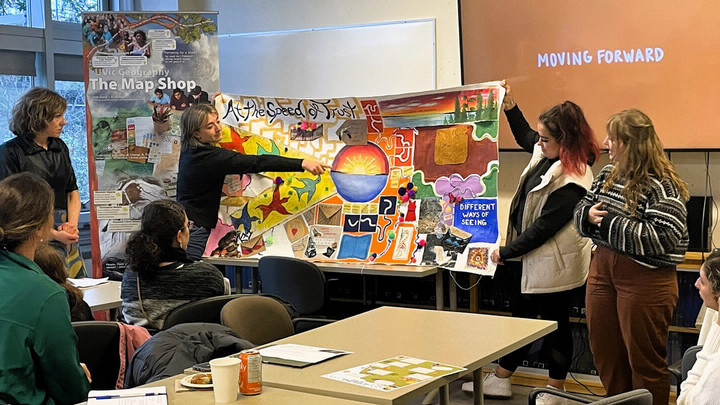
[210,83,503,275]
[83,12,219,278]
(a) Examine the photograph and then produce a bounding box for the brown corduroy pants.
[586,246,678,405]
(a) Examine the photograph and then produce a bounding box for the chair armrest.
[292,317,336,333]
[669,366,682,396]
[681,345,703,380]
[528,388,593,405]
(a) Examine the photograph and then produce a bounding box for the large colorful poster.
[83,12,219,278]
[210,83,503,275]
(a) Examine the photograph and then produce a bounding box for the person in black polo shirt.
[0,87,81,262]
[177,104,329,260]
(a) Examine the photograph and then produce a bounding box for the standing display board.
[83,12,219,278]
[209,83,504,275]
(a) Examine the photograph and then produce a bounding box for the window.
[52,0,99,23]
[0,75,33,143]
[0,0,27,27]
[56,80,89,203]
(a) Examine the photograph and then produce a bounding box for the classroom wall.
[176,0,719,251]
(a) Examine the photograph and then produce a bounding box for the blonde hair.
[180,104,218,150]
[603,109,689,212]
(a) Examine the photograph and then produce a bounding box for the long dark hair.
[539,101,600,177]
[125,199,185,277]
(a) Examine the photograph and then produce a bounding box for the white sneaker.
[460,372,512,399]
[536,385,568,405]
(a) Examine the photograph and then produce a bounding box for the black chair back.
[73,321,120,390]
[258,256,327,315]
[162,295,240,330]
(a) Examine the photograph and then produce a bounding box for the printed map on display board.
[207,83,504,275]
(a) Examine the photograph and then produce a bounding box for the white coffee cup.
[209,357,241,403]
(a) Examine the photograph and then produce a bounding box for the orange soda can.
[239,349,262,395]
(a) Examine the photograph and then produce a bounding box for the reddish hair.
[539,101,600,176]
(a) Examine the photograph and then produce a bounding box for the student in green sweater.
[0,172,90,404]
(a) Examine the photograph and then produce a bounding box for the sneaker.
[536,385,568,405]
[460,371,512,399]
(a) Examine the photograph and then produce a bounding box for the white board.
[218,20,436,98]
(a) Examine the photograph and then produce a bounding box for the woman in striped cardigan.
[574,109,689,405]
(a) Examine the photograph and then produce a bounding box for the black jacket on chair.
[123,322,253,387]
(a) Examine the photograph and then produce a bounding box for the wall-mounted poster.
[83,12,219,278]
[207,84,503,275]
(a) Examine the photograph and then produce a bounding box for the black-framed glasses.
[182,220,194,231]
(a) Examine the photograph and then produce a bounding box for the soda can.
[239,349,262,395]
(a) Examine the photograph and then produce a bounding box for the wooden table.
[83,280,122,311]
[143,376,371,404]
[205,257,455,311]
[256,306,556,405]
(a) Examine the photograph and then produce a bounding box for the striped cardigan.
[574,164,688,268]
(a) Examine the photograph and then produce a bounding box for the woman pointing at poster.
[463,80,599,403]
[177,104,329,260]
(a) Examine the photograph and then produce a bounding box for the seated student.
[169,88,188,111]
[34,243,94,322]
[188,85,209,106]
[121,199,226,330]
[149,89,170,107]
[677,251,720,404]
[0,172,90,404]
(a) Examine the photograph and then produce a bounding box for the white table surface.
[82,280,122,312]
[256,306,556,405]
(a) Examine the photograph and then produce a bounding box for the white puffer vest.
[506,144,594,293]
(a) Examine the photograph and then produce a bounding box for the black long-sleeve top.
[177,144,304,229]
[499,106,587,261]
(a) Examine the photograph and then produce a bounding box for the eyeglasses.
[181,220,194,231]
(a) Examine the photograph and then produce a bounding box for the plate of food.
[180,373,213,389]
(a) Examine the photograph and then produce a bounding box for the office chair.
[669,344,703,396]
[162,295,240,330]
[73,321,121,390]
[220,295,295,345]
[528,388,652,405]
[258,256,336,332]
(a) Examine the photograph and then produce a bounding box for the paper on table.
[259,343,351,364]
[323,355,465,392]
[69,277,109,288]
[87,386,167,404]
